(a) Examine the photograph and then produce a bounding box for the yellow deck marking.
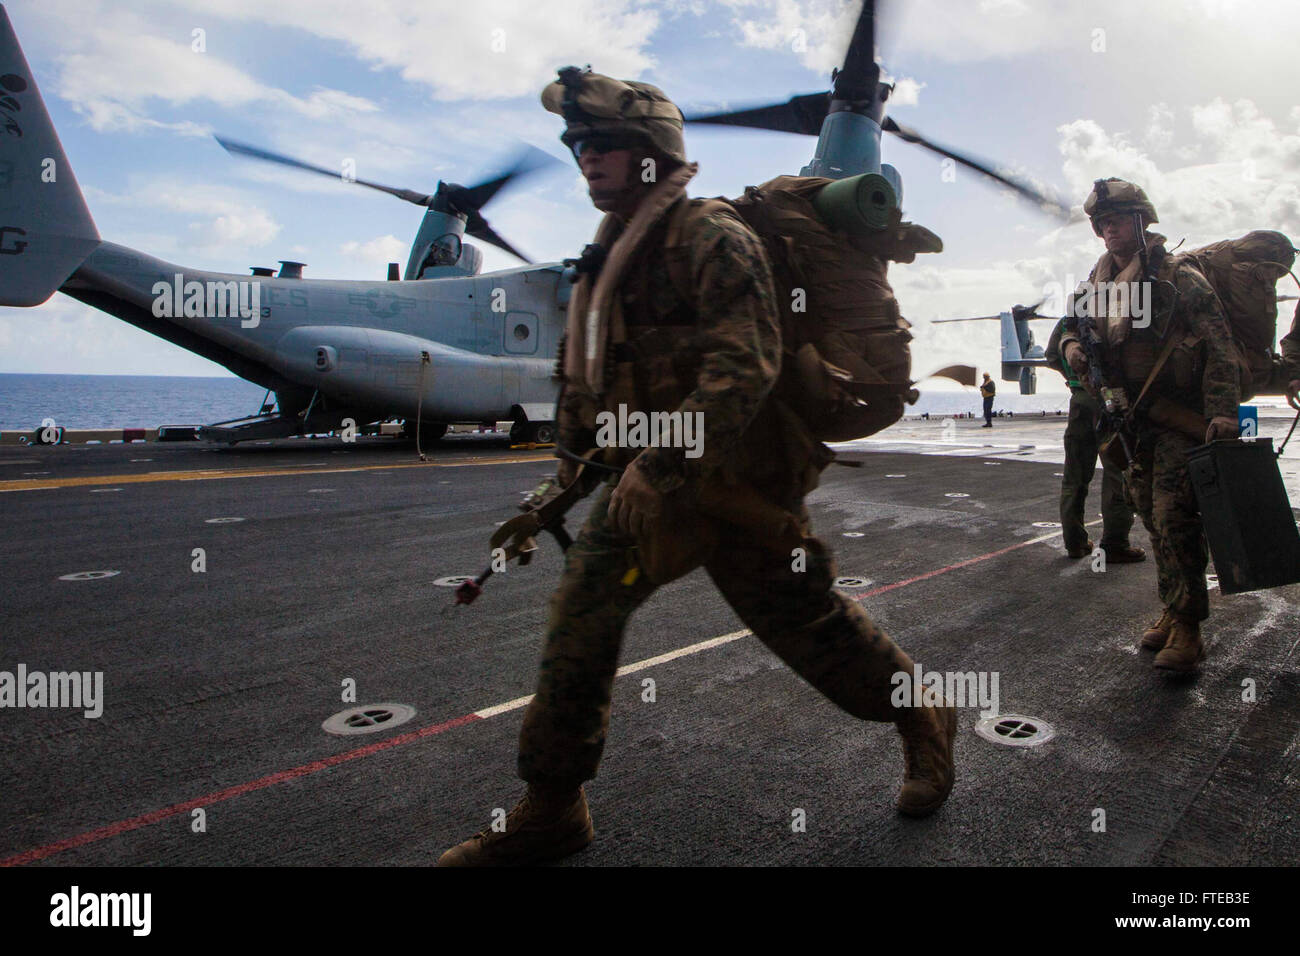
[0,454,549,493]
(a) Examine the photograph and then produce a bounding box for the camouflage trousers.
[517,482,915,787]
[1125,425,1209,621]
[1061,389,1134,553]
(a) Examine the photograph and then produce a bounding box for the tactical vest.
[1075,248,1206,401]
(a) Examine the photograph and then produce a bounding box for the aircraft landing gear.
[403,421,447,445]
[510,420,555,444]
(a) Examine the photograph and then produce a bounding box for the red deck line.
[4,522,1080,866]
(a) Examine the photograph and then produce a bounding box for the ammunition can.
[1186,438,1300,594]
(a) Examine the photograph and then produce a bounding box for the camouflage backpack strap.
[662,196,741,305]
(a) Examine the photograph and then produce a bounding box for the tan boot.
[1140,609,1175,651]
[1103,543,1146,564]
[1154,619,1206,673]
[1066,538,1095,560]
[436,785,594,866]
[896,704,957,817]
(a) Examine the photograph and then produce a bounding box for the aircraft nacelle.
[403,207,484,280]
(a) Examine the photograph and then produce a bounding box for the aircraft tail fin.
[0,5,99,307]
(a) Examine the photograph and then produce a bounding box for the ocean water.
[0,374,269,430]
[0,373,1291,431]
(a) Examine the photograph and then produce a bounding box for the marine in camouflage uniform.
[437,69,956,866]
[1282,301,1300,409]
[1043,317,1141,561]
[1059,179,1241,673]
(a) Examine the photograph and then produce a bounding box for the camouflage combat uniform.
[1044,318,1134,554]
[1060,246,1240,622]
[1282,301,1300,383]
[520,204,918,787]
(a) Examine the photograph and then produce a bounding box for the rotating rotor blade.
[881,117,1071,218]
[215,136,433,206]
[835,0,879,100]
[456,145,558,213]
[686,91,830,136]
[465,210,531,264]
[448,149,559,263]
[1011,298,1048,320]
[685,2,882,133]
[931,315,1003,324]
[926,364,978,388]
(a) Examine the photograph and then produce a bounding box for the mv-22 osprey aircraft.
[0,0,1068,444]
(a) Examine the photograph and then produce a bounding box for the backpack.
[1172,230,1297,400]
[663,175,942,443]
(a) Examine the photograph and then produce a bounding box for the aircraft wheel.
[530,422,556,444]
[419,422,447,444]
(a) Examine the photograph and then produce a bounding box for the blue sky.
[2,0,1298,402]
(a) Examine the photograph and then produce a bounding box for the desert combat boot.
[436,785,594,866]
[1154,619,1206,673]
[896,703,958,817]
[1140,608,1175,651]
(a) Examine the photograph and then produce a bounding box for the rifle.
[450,447,610,607]
[1069,291,1138,470]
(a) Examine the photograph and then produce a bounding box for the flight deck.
[1,416,1298,866]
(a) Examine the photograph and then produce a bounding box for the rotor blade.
[881,117,1071,218]
[216,136,432,206]
[933,311,1061,324]
[836,0,878,99]
[926,364,978,388]
[465,210,531,264]
[685,91,830,136]
[458,145,559,212]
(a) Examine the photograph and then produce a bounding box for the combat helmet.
[541,66,687,165]
[1083,178,1159,236]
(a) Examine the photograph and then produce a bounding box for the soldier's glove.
[1205,416,1240,443]
[1287,379,1300,412]
[608,458,663,539]
[1063,342,1089,378]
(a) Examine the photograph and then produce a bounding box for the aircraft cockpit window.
[430,233,462,267]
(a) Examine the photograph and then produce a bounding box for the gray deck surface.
[1,415,1297,866]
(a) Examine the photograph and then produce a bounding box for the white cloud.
[30,0,380,133]
[888,76,925,108]
[340,235,409,267]
[1057,119,1162,202]
[888,0,1300,64]
[1144,103,1175,154]
[180,0,661,101]
[89,180,283,255]
[720,0,860,75]
[1055,98,1300,241]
